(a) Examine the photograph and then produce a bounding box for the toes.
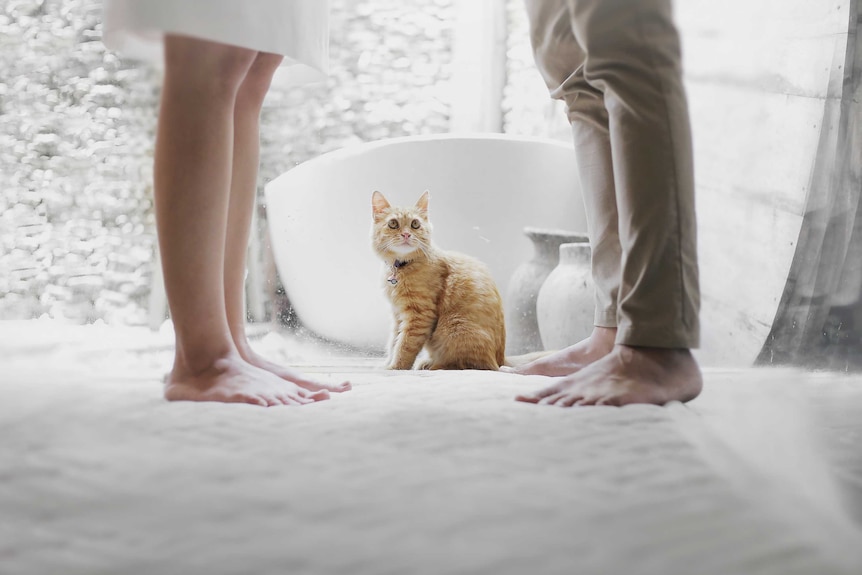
[505,360,535,376]
[331,380,352,393]
[515,381,565,403]
[302,389,330,402]
[281,393,310,406]
[269,392,319,406]
[512,363,539,376]
[538,392,567,405]
[253,391,312,407]
[575,396,601,406]
[262,395,283,407]
[230,393,271,407]
[595,395,622,407]
[558,395,585,407]
[295,377,351,393]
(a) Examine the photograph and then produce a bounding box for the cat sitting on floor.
[371,190,506,370]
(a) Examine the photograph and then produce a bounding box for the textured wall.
[502,0,570,142]
[1,0,159,324]
[0,0,456,325]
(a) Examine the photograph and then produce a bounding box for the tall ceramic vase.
[505,228,589,354]
[536,241,594,350]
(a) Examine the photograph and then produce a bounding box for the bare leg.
[156,35,331,406]
[516,345,702,407]
[223,52,349,393]
[504,326,616,376]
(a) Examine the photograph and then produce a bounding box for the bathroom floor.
[2,320,862,575]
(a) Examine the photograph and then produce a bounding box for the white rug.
[2,321,861,575]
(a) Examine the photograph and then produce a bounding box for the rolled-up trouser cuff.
[616,321,700,349]
[594,309,617,328]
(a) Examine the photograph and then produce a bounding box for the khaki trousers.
[525,0,700,348]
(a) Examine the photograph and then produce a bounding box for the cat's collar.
[388,259,410,285]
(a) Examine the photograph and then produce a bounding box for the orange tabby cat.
[371,190,506,370]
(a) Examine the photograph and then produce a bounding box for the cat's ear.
[415,190,430,215]
[372,191,390,221]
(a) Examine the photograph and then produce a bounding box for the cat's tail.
[502,350,555,369]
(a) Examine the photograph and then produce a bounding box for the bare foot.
[165,354,332,406]
[502,327,616,376]
[515,345,702,407]
[239,344,352,393]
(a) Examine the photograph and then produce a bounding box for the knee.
[163,35,258,102]
[575,3,683,80]
[236,53,284,111]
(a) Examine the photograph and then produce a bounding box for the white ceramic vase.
[505,228,588,354]
[536,241,594,350]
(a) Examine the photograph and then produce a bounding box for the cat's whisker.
[382,238,403,252]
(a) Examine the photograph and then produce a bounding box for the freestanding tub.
[264,1,861,366]
[264,134,586,351]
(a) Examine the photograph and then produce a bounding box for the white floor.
[2,320,862,575]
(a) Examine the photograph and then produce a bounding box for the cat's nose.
[401,232,411,239]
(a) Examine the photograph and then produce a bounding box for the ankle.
[589,327,617,351]
[173,342,242,378]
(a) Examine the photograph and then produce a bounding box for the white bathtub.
[264,134,586,351]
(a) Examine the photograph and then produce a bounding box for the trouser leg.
[525,0,621,328]
[525,0,700,348]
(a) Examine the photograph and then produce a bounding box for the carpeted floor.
[2,320,861,575]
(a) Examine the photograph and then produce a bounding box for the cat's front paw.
[416,359,433,370]
[383,359,407,370]
[385,359,415,370]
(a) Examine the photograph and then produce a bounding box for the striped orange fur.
[371,191,506,370]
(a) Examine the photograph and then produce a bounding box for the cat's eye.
[410,219,421,230]
[388,219,399,229]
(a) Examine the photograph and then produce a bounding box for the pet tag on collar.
[388,274,398,285]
